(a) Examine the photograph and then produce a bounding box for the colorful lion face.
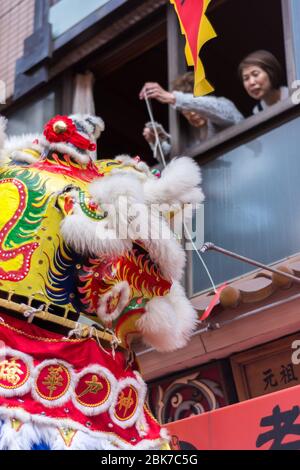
[0,114,200,352]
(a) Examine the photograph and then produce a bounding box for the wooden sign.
[230,334,300,401]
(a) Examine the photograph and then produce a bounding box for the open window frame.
[166,0,300,299]
[166,0,299,162]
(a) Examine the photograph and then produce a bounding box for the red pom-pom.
[44,115,97,153]
[89,143,97,151]
[43,116,76,144]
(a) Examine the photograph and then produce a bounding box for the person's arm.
[148,140,171,160]
[143,125,171,160]
[139,82,175,104]
[173,91,244,127]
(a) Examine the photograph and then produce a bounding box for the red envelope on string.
[200,283,227,321]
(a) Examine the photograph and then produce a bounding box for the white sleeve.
[148,138,172,160]
[173,91,244,127]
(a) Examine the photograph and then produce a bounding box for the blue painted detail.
[31,441,51,450]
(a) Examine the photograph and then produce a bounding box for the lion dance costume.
[0,114,203,450]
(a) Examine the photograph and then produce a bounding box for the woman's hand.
[139,82,176,104]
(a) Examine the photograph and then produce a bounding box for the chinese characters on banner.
[256,405,300,450]
[170,0,216,96]
[164,385,300,449]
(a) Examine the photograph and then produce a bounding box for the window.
[191,114,300,295]
[183,0,300,296]
[203,0,287,117]
[168,0,296,158]
[5,92,58,136]
[290,0,300,77]
[49,0,112,39]
[85,17,168,166]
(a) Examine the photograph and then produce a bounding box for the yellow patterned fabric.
[0,152,170,348]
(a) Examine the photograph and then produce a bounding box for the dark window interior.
[76,0,287,164]
[88,22,168,165]
[203,0,287,117]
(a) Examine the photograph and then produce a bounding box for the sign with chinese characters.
[164,385,300,450]
[230,334,300,401]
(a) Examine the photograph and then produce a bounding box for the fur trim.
[89,174,145,236]
[70,114,105,161]
[70,114,105,140]
[2,133,42,165]
[89,173,145,207]
[0,116,7,151]
[111,167,151,182]
[136,410,149,438]
[60,211,132,257]
[144,156,205,206]
[160,427,170,440]
[113,155,154,179]
[0,420,41,450]
[0,406,166,450]
[41,114,105,164]
[0,117,7,166]
[97,281,131,323]
[4,133,42,154]
[109,372,147,430]
[40,137,92,165]
[89,175,185,281]
[0,347,34,397]
[141,209,186,282]
[136,281,198,352]
[10,150,40,164]
[51,428,118,450]
[0,415,116,450]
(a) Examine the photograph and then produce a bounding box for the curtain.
[72,71,96,115]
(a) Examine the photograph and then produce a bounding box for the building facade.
[1,0,300,429]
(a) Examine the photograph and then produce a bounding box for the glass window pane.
[49,0,111,39]
[291,0,300,77]
[6,93,56,136]
[192,116,300,294]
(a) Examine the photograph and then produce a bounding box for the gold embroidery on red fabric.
[36,364,70,401]
[77,375,103,398]
[0,357,29,389]
[115,386,138,421]
[76,374,111,408]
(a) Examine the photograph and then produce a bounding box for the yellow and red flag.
[170,0,216,96]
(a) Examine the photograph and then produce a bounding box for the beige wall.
[0,0,35,101]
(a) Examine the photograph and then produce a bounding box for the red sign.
[164,385,300,450]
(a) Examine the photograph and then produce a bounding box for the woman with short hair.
[238,50,288,115]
